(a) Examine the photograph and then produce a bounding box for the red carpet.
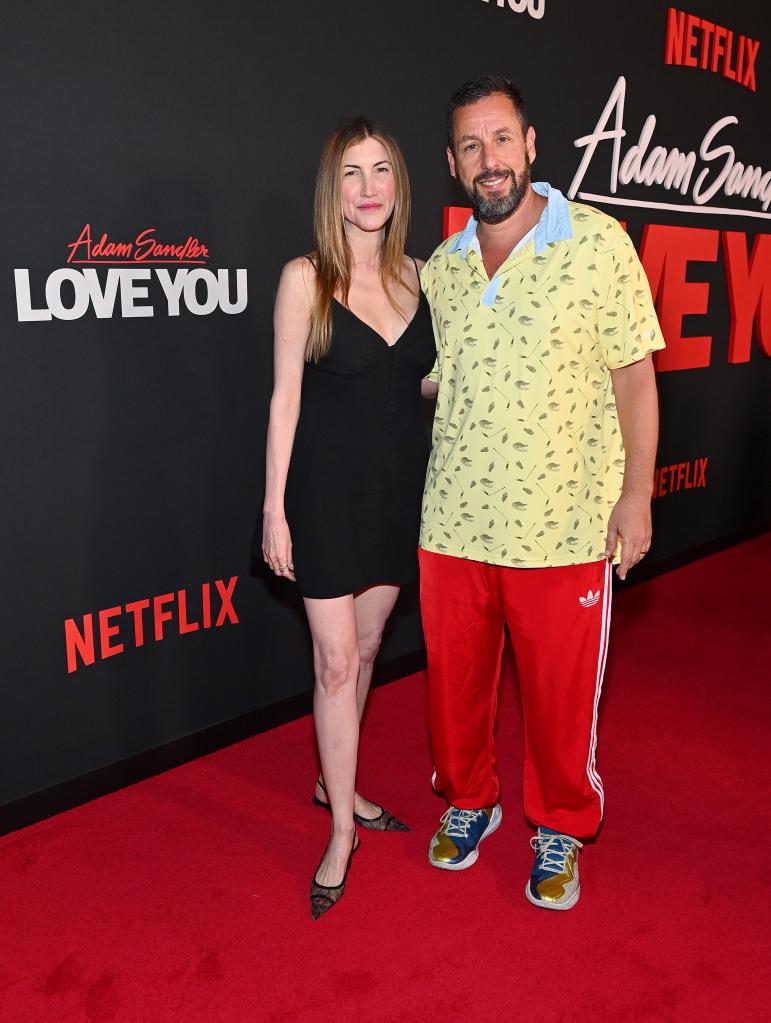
[2,536,769,1023]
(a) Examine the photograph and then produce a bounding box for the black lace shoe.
[310,833,359,921]
[313,778,409,832]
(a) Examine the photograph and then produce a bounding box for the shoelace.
[440,807,485,839]
[529,831,583,875]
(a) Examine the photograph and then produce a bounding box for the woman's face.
[340,136,396,235]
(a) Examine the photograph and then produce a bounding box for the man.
[419,77,664,910]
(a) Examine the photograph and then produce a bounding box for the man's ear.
[447,146,457,179]
[525,125,537,165]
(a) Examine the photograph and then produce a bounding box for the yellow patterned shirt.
[420,184,665,568]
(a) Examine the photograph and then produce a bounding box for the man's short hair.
[447,76,530,151]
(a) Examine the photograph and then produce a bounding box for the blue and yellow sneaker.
[428,805,502,870]
[526,827,583,910]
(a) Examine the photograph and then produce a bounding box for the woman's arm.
[262,258,313,580]
[412,256,438,399]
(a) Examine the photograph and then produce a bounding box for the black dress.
[284,279,436,599]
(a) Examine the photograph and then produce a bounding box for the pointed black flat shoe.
[310,833,359,921]
[313,779,410,832]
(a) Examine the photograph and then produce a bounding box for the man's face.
[448,94,536,224]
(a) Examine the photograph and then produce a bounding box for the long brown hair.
[307,117,413,362]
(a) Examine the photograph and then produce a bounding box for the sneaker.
[525,827,583,910]
[428,804,502,871]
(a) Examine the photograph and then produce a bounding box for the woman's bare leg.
[314,584,399,819]
[305,594,359,887]
[354,583,400,720]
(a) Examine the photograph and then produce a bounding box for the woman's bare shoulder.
[280,255,317,285]
[277,256,317,307]
[404,254,425,271]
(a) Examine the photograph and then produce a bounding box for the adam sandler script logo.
[14,224,248,321]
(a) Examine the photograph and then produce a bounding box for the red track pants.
[419,549,612,840]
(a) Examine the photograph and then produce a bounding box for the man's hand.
[607,354,659,580]
[604,494,652,580]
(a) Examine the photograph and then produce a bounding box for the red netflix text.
[442,209,771,372]
[653,458,708,499]
[67,224,209,264]
[64,577,238,674]
[665,8,759,92]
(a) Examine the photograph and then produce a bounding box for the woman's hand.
[262,258,311,585]
[262,511,296,581]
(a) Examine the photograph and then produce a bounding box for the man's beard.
[466,156,531,225]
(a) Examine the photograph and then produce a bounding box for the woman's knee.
[315,647,360,696]
[357,628,383,667]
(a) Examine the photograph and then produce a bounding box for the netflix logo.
[653,458,708,499]
[64,577,239,674]
[665,8,759,92]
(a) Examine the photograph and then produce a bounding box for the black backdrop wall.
[2,1,769,812]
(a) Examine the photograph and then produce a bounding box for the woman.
[262,117,436,919]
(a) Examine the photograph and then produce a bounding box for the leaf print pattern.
[420,198,665,568]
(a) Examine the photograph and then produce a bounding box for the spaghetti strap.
[410,256,420,286]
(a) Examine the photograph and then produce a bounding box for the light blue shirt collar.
[448,181,572,260]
